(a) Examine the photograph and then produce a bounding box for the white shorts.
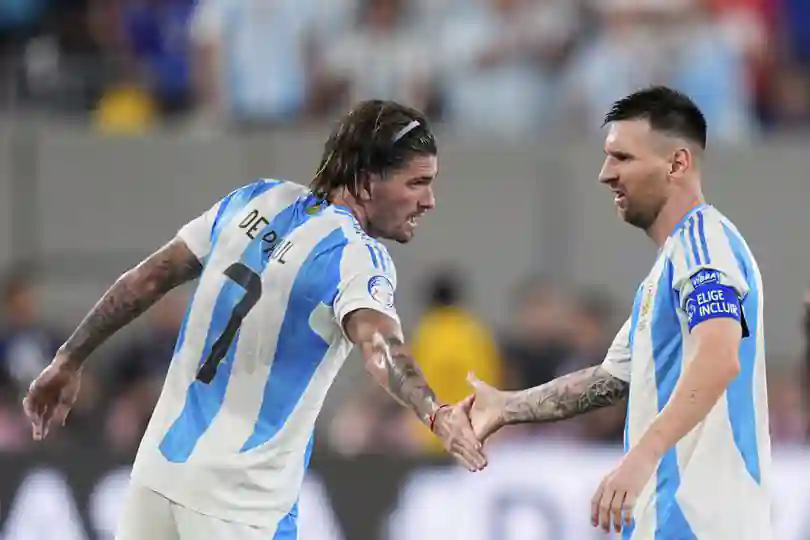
[115,481,281,540]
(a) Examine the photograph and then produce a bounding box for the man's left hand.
[591,444,660,533]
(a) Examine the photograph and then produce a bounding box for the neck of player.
[330,191,373,234]
[646,189,705,247]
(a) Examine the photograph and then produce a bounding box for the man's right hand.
[467,373,510,441]
[431,396,488,472]
[22,352,83,441]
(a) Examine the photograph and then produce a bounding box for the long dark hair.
[310,100,437,202]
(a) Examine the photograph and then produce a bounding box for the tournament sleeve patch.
[367,275,395,309]
[684,269,745,333]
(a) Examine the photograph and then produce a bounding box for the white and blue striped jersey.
[131,179,400,533]
[601,204,772,540]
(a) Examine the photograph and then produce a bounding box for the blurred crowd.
[0,0,808,141]
[0,262,807,459]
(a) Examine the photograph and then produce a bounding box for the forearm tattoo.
[376,334,439,425]
[503,366,629,425]
[61,238,202,363]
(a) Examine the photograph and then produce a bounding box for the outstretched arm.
[24,236,202,440]
[502,365,629,425]
[343,308,438,424]
[61,237,202,366]
[468,365,629,440]
[343,308,487,471]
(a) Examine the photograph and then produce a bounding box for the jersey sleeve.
[177,199,223,261]
[177,179,282,262]
[333,240,400,329]
[600,317,632,382]
[670,212,750,336]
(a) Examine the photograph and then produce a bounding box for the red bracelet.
[429,404,451,432]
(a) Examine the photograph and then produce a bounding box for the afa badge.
[368,275,395,309]
[637,282,654,331]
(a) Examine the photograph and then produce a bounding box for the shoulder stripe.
[696,211,711,265]
[366,244,380,269]
[679,228,694,270]
[687,216,702,266]
[376,245,388,272]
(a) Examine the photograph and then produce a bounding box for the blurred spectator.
[564,289,625,444]
[564,0,756,143]
[0,0,47,105]
[408,268,503,453]
[499,276,574,391]
[102,289,186,454]
[92,0,198,133]
[119,0,195,117]
[0,265,63,405]
[781,0,810,68]
[312,0,436,116]
[189,0,351,128]
[326,381,422,457]
[436,0,580,137]
[768,367,806,445]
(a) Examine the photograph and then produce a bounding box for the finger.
[458,393,476,412]
[31,405,48,441]
[611,490,627,533]
[591,480,605,527]
[38,405,55,440]
[23,395,44,440]
[599,489,616,532]
[466,371,484,389]
[457,424,487,465]
[450,450,479,472]
[450,432,486,468]
[456,446,486,472]
[623,493,636,528]
[53,403,72,428]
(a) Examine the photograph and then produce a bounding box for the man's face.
[366,154,437,243]
[598,120,671,230]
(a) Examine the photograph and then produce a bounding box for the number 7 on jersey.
[196,262,263,383]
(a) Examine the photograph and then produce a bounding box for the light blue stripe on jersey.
[687,217,702,266]
[377,246,388,272]
[696,211,711,265]
[210,180,281,250]
[721,223,761,484]
[159,193,305,462]
[366,244,379,268]
[272,435,313,540]
[624,283,645,454]
[622,286,643,540]
[240,227,348,451]
[650,260,696,540]
[678,228,694,270]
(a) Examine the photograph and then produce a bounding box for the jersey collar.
[669,203,709,238]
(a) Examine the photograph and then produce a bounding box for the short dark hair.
[310,100,437,201]
[426,268,464,307]
[603,86,707,149]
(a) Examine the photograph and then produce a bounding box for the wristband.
[429,404,451,432]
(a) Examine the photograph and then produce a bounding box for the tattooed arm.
[501,365,629,425]
[61,237,202,366]
[342,308,487,471]
[468,365,629,441]
[343,308,441,425]
[23,236,202,440]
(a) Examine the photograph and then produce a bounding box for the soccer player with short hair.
[468,86,772,540]
[22,99,487,540]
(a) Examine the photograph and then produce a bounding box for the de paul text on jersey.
[239,209,293,264]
